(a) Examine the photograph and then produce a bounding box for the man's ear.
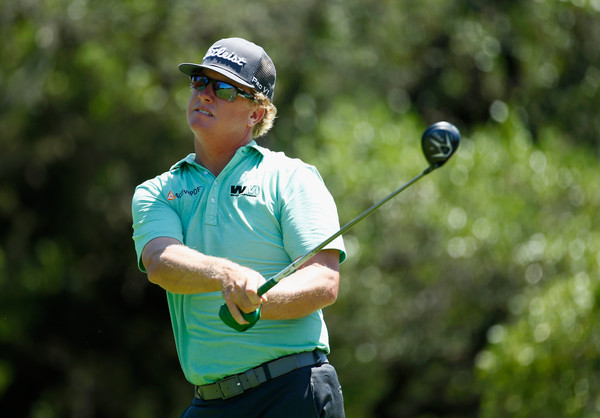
[248,106,265,126]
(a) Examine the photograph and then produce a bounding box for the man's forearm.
[260,250,340,320]
[143,237,233,294]
[143,238,340,320]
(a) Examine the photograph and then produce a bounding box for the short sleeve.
[279,165,346,264]
[131,178,184,272]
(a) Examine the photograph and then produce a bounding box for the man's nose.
[195,83,216,100]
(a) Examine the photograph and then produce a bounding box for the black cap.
[179,38,276,101]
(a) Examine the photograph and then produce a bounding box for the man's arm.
[142,237,340,323]
[141,237,265,320]
[260,249,340,320]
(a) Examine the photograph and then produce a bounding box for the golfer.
[131,37,346,417]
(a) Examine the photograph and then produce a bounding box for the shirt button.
[210,198,216,204]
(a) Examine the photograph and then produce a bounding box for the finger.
[225,300,248,325]
[245,289,262,307]
[229,285,259,313]
[239,299,262,314]
[245,272,265,305]
[223,282,256,313]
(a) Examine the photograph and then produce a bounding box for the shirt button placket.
[206,179,219,225]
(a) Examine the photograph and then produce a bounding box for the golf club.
[219,121,461,331]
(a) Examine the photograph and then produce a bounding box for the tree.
[1,0,599,416]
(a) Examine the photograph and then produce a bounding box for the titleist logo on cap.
[179,37,276,100]
[204,46,247,67]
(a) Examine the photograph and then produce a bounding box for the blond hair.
[251,93,277,138]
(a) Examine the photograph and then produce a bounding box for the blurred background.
[1,0,599,416]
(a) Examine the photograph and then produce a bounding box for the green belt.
[194,350,328,401]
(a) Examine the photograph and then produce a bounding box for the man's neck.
[193,136,252,176]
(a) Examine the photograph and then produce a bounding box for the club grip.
[257,277,278,296]
[218,304,261,332]
[218,277,278,332]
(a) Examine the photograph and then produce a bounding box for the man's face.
[186,69,259,146]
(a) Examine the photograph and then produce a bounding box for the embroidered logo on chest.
[230,185,260,197]
[167,186,203,200]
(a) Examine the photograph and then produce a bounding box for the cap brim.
[178,63,254,89]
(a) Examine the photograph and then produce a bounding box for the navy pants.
[180,363,345,417]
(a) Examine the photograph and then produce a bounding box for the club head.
[421,121,460,170]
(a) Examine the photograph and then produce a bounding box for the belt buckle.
[218,376,244,399]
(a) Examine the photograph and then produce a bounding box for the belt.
[195,350,328,401]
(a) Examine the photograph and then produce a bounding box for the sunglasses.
[190,75,255,102]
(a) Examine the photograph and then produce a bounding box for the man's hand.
[220,266,267,325]
[142,238,267,323]
[220,249,340,332]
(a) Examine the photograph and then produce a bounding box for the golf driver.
[219,121,461,331]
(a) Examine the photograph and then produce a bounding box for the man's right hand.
[220,266,266,325]
[142,237,267,319]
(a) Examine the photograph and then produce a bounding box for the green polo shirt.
[131,141,346,385]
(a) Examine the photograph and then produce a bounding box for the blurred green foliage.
[1,0,599,417]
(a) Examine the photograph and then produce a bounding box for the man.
[131,37,346,417]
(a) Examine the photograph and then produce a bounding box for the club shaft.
[257,167,433,296]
